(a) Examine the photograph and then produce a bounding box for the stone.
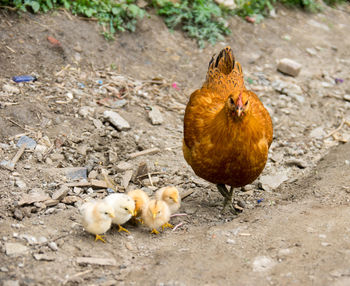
[307,19,330,31]
[343,94,350,102]
[148,106,164,125]
[278,248,292,257]
[48,241,58,251]
[52,185,69,201]
[50,153,65,161]
[122,170,133,189]
[214,0,236,8]
[62,195,81,204]
[259,172,288,191]
[34,144,48,155]
[252,256,276,272]
[88,170,98,179]
[79,106,95,117]
[76,257,117,266]
[92,118,104,129]
[13,208,24,220]
[5,242,28,256]
[285,159,308,169]
[2,281,20,286]
[65,167,88,181]
[15,179,27,190]
[20,234,37,245]
[104,110,131,131]
[17,136,37,150]
[18,191,50,206]
[116,161,133,172]
[33,253,56,261]
[3,84,20,94]
[309,127,326,139]
[277,58,302,77]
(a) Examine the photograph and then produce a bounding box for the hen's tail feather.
[208,46,235,75]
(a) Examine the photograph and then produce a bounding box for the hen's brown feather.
[183,46,273,188]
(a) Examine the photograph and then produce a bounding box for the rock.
[52,185,69,201]
[44,199,59,207]
[285,159,308,169]
[15,179,27,190]
[309,127,326,139]
[50,153,65,161]
[125,242,135,251]
[48,241,58,251]
[142,176,160,186]
[18,190,50,206]
[65,167,88,181]
[226,239,236,244]
[252,256,276,272]
[122,170,133,189]
[79,106,95,117]
[104,110,130,131]
[20,234,37,245]
[259,172,288,191]
[3,84,20,94]
[17,136,37,150]
[2,281,20,286]
[214,0,236,9]
[278,248,292,257]
[5,242,28,256]
[306,48,317,56]
[88,170,98,179]
[148,106,164,125]
[38,236,48,244]
[34,144,47,155]
[76,257,117,266]
[343,94,350,102]
[277,58,302,77]
[116,161,133,172]
[62,195,81,205]
[0,267,9,272]
[108,150,118,163]
[307,19,330,31]
[33,253,56,261]
[13,208,24,220]
[76,144,88,156]
[92,118,104,129]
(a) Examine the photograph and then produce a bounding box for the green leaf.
[30,1,40,13]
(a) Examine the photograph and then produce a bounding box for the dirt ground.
[1,3,350,285]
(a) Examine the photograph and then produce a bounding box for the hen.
[183,46,273,212]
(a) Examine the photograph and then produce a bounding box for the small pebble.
[48,241,58,251]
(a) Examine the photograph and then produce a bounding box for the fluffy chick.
[80,200,115,243]
[104,193,135,233]
[142,199,172,234]
[155,186,181,214]
[127,189,150,219]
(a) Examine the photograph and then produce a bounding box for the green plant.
[152,0,231,48]
[0,0,145,34]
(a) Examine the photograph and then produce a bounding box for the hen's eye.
[244,100,249,106]
[229,97,234,105]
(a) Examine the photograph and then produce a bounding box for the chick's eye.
[105,212,109,215]
[124,207,128,211]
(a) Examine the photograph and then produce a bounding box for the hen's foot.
[217,184,243,214]
[95,234,106,243]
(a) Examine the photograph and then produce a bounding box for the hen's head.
[227,92,250,120]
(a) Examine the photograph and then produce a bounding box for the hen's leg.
[216,184,237,213]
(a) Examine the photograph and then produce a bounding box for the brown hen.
[183,46,273,212]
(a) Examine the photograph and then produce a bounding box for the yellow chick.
[80,200,115,243]
[103,193,135,233]
[127,189,150,219]
[142,199,172,234]
[155,186,181,214]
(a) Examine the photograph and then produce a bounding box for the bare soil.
[1,4,350,285]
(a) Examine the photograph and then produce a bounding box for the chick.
[127,189,150,221]
[142,199,172,234]
[155,186,181,214]
[104,193,135,233]
[80,200,115,243]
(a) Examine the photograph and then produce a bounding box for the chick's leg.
[95,234,106,243]
[161,222,174,231]
[151,229,160,235]
[118,225,130,233]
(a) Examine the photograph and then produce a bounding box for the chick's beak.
[152,212,157,219]
[128,209,134,216]
[109,212,115,219]
[173,197,178,203]
[132,210,137,216]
